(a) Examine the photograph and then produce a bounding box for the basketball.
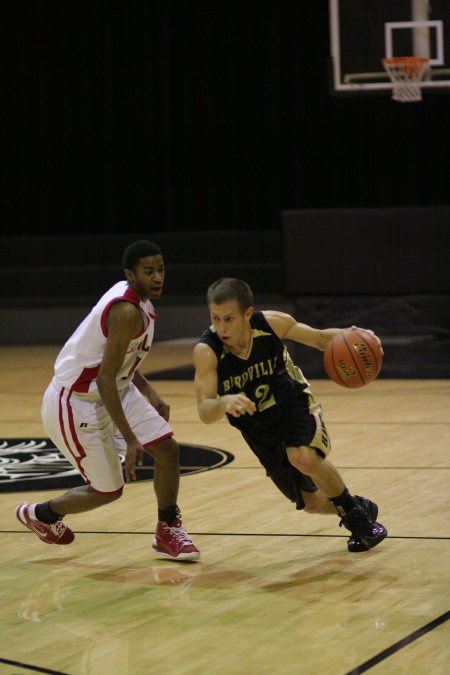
[323,328,383,388]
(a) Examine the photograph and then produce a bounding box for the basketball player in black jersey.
[193,277,387,552]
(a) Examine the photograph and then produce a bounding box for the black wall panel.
[282,207,450,294]
[1,2,449,236]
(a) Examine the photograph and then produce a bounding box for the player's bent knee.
[91,486,123,504]
[146,437,179,464]
[287,446,322,475]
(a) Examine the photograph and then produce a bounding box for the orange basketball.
[323,328,383,388]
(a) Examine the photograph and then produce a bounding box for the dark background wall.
[1,1,449,376]
[2,0,449,237]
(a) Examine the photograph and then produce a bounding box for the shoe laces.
[339,506,366,529]
[164,521,193,545]
[51,519,66,537]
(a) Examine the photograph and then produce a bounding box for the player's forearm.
[132,370,167,411]
[97,376,136,443]
[316,328,344,351]
[133,370,156,398]
[281,318,343,351]
[198,397,227,424]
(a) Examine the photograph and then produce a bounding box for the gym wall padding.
[282,207,450,295]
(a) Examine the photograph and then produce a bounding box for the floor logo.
[0,439,234,493]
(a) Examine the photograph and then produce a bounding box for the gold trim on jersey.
[251,328,272,338]
[217,327,269,360]
[283,346,308,385]
[283,346,317,408]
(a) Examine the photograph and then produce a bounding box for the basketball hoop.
[382,56,429,103]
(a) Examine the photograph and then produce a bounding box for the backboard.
[329,0,450,96]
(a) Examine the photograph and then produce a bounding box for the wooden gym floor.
[0,343,449,675]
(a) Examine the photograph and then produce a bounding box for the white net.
[382,57,429,103]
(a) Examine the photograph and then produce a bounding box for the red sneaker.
[152,517,200,561]
[16,503,75,545]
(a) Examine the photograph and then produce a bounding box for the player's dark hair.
[122,240,162,272]
[207,278,253,312]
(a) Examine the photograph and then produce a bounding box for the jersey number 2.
[255,384,276,412]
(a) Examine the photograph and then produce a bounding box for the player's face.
[125,255,165,300]
[209,300,253,348]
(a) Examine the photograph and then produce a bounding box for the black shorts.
[240,390,330,510]
[241,432,317,509]
[268,458,317,510]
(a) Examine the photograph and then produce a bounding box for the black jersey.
[199,311,313,441]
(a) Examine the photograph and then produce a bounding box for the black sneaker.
[347,496,378,553]
[340,505,387,551]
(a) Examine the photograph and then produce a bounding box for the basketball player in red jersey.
[16,240,200,561]
[194,277,387,552]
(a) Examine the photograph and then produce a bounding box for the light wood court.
[1,345,449,675]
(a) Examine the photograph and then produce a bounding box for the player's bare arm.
[193,343,256,423]
[97,301,144,480]
[264,311,383,355]
[263,310,342,351]
[133,370,170,421]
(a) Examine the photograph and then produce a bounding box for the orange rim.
[382,56,429,78]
